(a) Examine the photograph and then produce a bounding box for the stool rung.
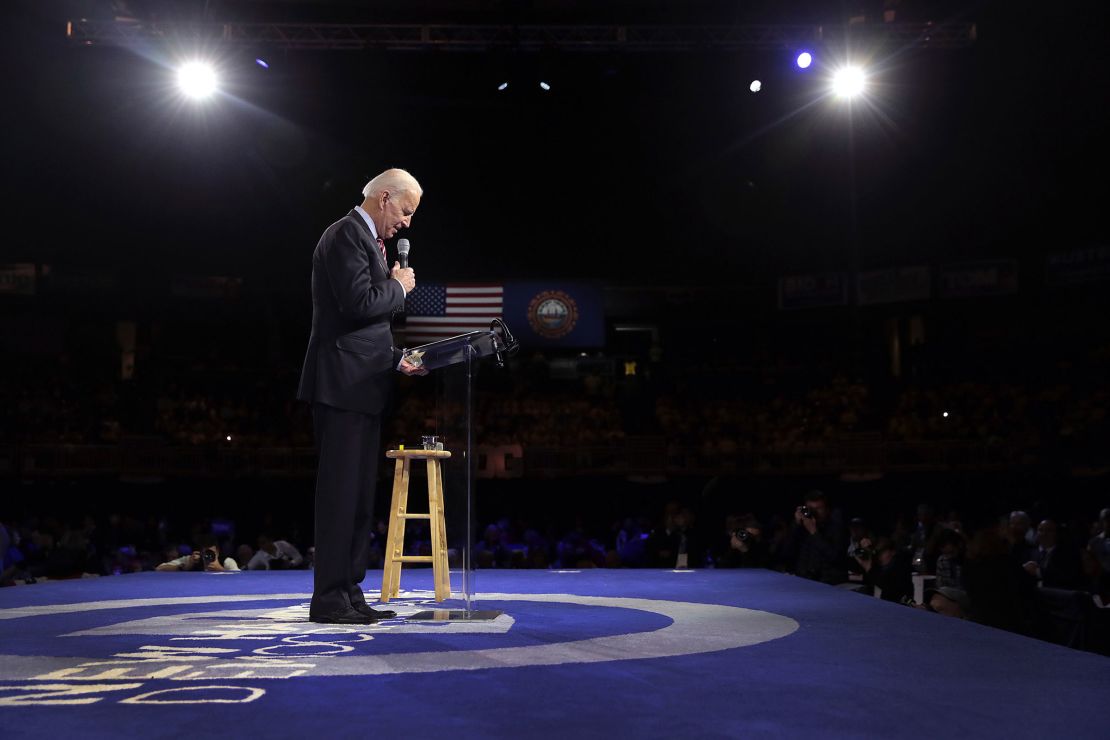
[395,556,434,563]
[400,513,431,519]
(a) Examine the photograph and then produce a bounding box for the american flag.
[403,284,503,344]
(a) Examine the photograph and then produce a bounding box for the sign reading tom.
[940,260,1019,298]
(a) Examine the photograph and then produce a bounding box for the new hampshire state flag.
[502,282,604,348]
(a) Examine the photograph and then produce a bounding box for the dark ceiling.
[2,1,1107,287]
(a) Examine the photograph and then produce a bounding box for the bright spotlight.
[497,81,509,91]
[831,66,866,98]
[749,80,762,93]
[539,81,551,91]
[255,58,269,69]
[796,52,813,69]
[177,61,219,100]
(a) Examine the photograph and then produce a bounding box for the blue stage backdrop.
[502,282,604,348]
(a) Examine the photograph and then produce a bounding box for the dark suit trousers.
[311,402,381,616]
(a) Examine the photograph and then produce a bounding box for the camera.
[202,549,216,565]
[800,505,814,519]
[731,529,752,543]
[851,547,873,560]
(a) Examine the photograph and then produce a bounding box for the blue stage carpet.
[1,569,1107,739]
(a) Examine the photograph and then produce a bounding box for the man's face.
[377,190,420,240]
[805,499,829,522]
[1036,521,1057,548]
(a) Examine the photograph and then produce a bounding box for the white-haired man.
[297,168,427,624]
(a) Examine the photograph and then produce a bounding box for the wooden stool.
[380,448,452,603]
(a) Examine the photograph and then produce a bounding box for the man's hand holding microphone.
[392,237,428,377]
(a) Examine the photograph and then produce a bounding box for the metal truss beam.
[65,19,976,52]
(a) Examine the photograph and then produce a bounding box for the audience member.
[786,490,847,585]
[1088,508,1110,574]
[855,537,913,603]
[246,536,305,570]
[847,517,873,575]
[156,536,239,572]
[1021,519,1082,590]
[964,524,1039,636]
[925,586,971,619]
[647,505,704,569]
[1007,511,1037,563]
[933,528,966,590]
[910,504,938,573]
[716,513,768,568]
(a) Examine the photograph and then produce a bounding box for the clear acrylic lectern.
[400,321,516,620]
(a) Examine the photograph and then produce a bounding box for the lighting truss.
[65,19,976,52]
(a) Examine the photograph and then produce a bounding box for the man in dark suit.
[297,168,427,624]
[1022,519,1083,590]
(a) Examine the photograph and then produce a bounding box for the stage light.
[497,81,509,91]
[255,58,269,69]
[749,80,762,93]
[796,52,813,69]
[831,66,866,98]
[942,411,949,418]
[177,61,218,100]
[539,81,551,91]
[226,435,232,441]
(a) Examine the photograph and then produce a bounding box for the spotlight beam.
[177,61,219,99]
[831,66,866,99]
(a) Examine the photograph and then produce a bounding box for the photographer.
[246,535,305,570]
[853,537,913,603]
[716,513,768,568]
[847,517,873,576]
[156,535,239,572]
[787,490,848,584]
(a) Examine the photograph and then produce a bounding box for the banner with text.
[1046,245,1110,286]
[0,263,36,295]
[940,260,1019,298]
[856,266,931,305]
[778,272,849,310]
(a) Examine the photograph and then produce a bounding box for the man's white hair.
[362,168,422,200]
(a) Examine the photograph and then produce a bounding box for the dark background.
[2,1,1109,558]
[3,1,1107,286]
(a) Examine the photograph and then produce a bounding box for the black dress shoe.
[309,607,376,624]
[353,603,397,620]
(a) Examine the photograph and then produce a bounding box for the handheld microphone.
[397,238,411,269]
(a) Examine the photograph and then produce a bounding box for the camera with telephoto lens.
[800,505,814,519]
[731,528,752,543]
[202,549,216,566]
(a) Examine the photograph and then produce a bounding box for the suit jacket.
[1034,545,1084,590]
[296,210,405,415]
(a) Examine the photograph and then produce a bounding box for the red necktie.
[376,237,387,264]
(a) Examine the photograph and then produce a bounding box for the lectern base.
[407,609,503,621]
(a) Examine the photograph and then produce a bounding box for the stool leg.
[390,457,412,599]
[439,461,452,600]
[429,459,451,601]
[380,457,408,602]
[427,458,443,601]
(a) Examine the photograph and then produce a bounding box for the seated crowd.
[2,362,1107,464]
[3,498,1108,654]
